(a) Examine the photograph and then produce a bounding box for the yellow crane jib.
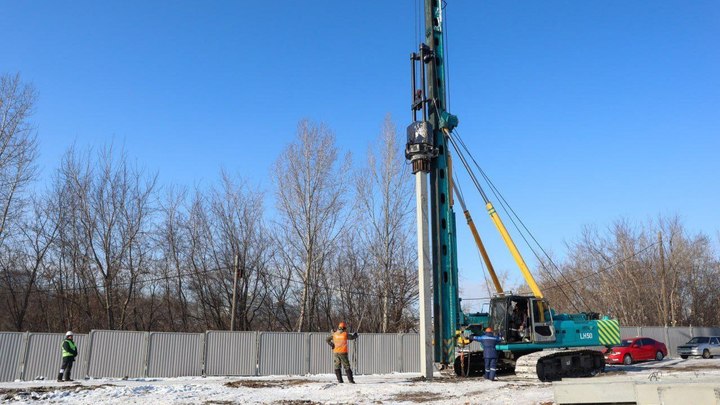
[485,202,544,299]
[463,209,503,294]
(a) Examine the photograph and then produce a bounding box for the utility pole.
[230,254,239,331]
[658,231,667,326]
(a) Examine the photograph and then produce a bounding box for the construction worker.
[58,331,78,382]
[473,327,501,381]
[326,321,358,383]
[510,303,528,342]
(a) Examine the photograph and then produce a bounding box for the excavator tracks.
[514,349,605,382]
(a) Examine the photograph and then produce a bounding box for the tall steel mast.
[406,0,459,368]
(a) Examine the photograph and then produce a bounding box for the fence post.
[17,331,30,381]
[397,334,403,373]
[255,331,261,376]
[304,332,311,375]
[84,330,96,379]
[201,331,208,377]
[143,332,151,378]
[398,334,403,373]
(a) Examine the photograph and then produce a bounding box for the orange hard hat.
[338,322,346,329]
[485,327,493,333]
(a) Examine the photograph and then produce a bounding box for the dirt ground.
[0,357,717,404]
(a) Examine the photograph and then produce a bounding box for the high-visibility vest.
[62,339,77,358]
[332,331,348,354]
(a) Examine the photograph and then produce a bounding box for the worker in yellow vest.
[58,331,78,382]
[326,322,358,383]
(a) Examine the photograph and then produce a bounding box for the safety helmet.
[338,322,346,330]
[65,331,74,337]
[485,327,493,333]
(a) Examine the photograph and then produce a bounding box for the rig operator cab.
[489,295,555,345]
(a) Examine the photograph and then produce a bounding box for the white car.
[677,336,720,359]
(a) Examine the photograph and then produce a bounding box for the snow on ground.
[1,358,719,404]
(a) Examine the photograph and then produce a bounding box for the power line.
[541,233,670,293]
[448,128,586,312]
[0,260,413,303]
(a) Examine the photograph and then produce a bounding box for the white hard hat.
[65,331,74,337]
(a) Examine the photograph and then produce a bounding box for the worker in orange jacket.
[326,321,358,383]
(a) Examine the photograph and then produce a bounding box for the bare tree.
[0,196,58,331]
[266,254,297,331]
[539,216,720,327]
[273,120,351,332]
[58,144,157,329]
[185,191,226,329]
[354,115,417,332]
[0,73,38,243]
[209,171,272,331]
[156,187,192,331]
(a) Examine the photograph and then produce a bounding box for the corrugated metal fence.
[1,326,718,382]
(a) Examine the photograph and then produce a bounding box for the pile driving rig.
[405,0,620,381]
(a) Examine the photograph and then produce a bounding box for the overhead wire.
[461,230,669,301]
[542,239,660,292]
[445,127,680,313]
[439,1,494,311]
[442,128,581,312]
[416,0,584,311]
[0,261,400,303]
[469,143,583,297]
[449,128,588,309]
[452,173,493,299]
[415,0,670,316]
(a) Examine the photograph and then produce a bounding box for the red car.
[604,337,668,365]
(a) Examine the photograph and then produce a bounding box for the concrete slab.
[554,378,720,405]
[553,381,636,404]
[635,382,720,405]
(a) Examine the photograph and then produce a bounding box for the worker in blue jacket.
[473,327,502,381]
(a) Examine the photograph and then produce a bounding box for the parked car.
[604,337,668,365]
[677,336,720,359]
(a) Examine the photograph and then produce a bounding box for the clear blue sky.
[4,1,720,301]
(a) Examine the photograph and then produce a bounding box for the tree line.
[2,73,718,334]
[0,73,417,333]
[538,217,720,327]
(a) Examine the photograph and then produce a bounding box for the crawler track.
[515,349,605,381]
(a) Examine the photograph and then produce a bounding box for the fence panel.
[0,332,25,382]
[22,333,89,381]
[258,332,307,375]
[309,332,333,374]
[620,326,641,339]
[401,334,419,373]
[356,333,399,375]
[87,330,148,378]
[690,327,720,338]
[147,333,203,378]
[11,326,720,380]
[667,327,692,357]
[638,327,667,344]
[205,331,257,376]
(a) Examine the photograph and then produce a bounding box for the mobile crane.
[405,0,621,381]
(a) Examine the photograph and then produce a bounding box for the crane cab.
[488,295,556,345]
